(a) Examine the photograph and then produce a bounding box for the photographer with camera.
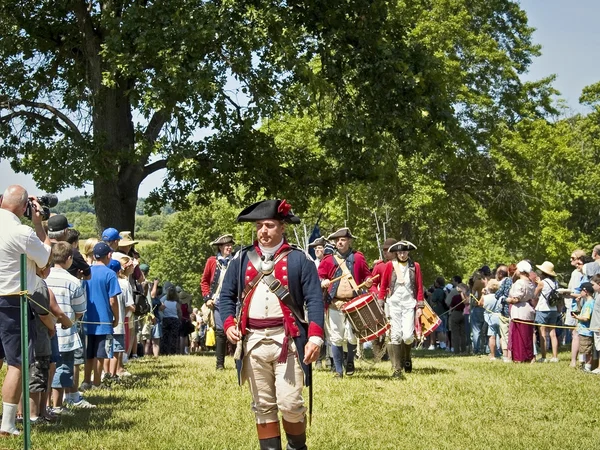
[0,185,52,437]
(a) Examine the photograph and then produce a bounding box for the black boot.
[215,329,226,370]
[392,344,403,378]
[403,343,413,373]
[260,437,283,450]
[286,433,307,450]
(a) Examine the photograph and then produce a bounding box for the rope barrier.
[482,306,600,332]
[3,289,147,326]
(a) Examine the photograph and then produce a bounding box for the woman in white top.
[567,250,586,367]
[533,261,559,362]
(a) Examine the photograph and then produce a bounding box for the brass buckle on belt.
[269,279,282,292]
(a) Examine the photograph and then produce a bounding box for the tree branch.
[144,109,171,144]
[72,0,102,90]
[223,93,243,123]
[0,110,69,135]
[0,98,84,143]
[143,159,168,178]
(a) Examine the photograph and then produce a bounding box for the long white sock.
[1,402,18,432]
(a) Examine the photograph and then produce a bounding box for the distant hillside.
[51,196,175,240]
[54,196,175,216]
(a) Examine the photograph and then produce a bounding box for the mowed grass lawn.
[2,348,599,450]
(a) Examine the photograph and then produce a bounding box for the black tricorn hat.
[237,199,300,224]
[327,227,356,240]
[308,237,327,248]
[389,240,417,252]
[210,234,235,246]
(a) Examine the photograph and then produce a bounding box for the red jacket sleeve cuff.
[308,322,324,339]
[223,316,236,331]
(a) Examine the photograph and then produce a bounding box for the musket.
[374,213,383,260]
[233,231,244,361]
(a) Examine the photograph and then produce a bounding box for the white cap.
[516,260,532,274]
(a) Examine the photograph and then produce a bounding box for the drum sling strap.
[333,254,359,297]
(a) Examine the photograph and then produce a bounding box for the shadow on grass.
[412,351,457,359]
[412,366,455,375]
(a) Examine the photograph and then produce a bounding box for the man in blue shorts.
[80,242,120,390]
[0,185,51,436]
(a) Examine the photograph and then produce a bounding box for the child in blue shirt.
[573,282,595,371]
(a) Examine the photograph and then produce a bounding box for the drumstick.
[356,274,380,290]
[328,273,350,284]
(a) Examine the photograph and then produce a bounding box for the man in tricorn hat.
[220,199,324,450]
[201,234,235,370]
[308,237,327,270]
[370,238,398,362]
[378,240,424,378]
[318,228,373,378]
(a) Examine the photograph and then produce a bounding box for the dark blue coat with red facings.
[219,241,324,386]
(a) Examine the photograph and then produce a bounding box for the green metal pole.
[20,254,31,449]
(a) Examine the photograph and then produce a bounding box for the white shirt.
[0,209,51,296]
[114,278,134,335]
[536,278,558,312]
[46,267,86,352]
[389,260,416,308]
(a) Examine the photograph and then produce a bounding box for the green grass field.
[2,349,599,450]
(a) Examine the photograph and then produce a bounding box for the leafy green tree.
[1,0,552,235]
[142,196,254,303]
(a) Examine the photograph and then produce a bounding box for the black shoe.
[392,370,404,379]
[345,361,355,376]
[259,437,282,450]
[216,365,225,371]
[404,360,412,373]
[286,432,307,450]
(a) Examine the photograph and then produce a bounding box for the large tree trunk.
[91,79,143,235]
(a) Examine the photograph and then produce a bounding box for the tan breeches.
[243,340,306,424]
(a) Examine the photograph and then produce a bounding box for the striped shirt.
[46,267,86,352]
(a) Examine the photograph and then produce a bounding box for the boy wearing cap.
[201,234,235,370]
[220,199,324,450]
[47,214,73,243]
[102,227,123,251]
[573,282,595,371]
[318,228,373,378]
[80,242,121,390]
[378,240,424,377]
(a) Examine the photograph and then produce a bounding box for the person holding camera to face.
[0,185,52,437]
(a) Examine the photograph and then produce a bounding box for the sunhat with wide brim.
[536,261,557,277]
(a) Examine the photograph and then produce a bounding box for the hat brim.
[536,265,556,277]
[389,242,417,252]
[119,239,138,246]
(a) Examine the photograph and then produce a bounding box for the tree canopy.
[0,0,552,235]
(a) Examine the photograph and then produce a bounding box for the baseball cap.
[102,227,122,242]
[139,263,150,273]
[47,215,72,232]
[93,242,113,259]
[107,259,122,273]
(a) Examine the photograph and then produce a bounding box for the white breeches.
[326,306,357,346]
[388,302,415,345]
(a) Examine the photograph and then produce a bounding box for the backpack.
[542,279,561,308]
[133,289,151,317]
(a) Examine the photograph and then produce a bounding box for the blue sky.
[1,0,599,199]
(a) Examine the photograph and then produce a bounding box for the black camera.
[24,194,58,221]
